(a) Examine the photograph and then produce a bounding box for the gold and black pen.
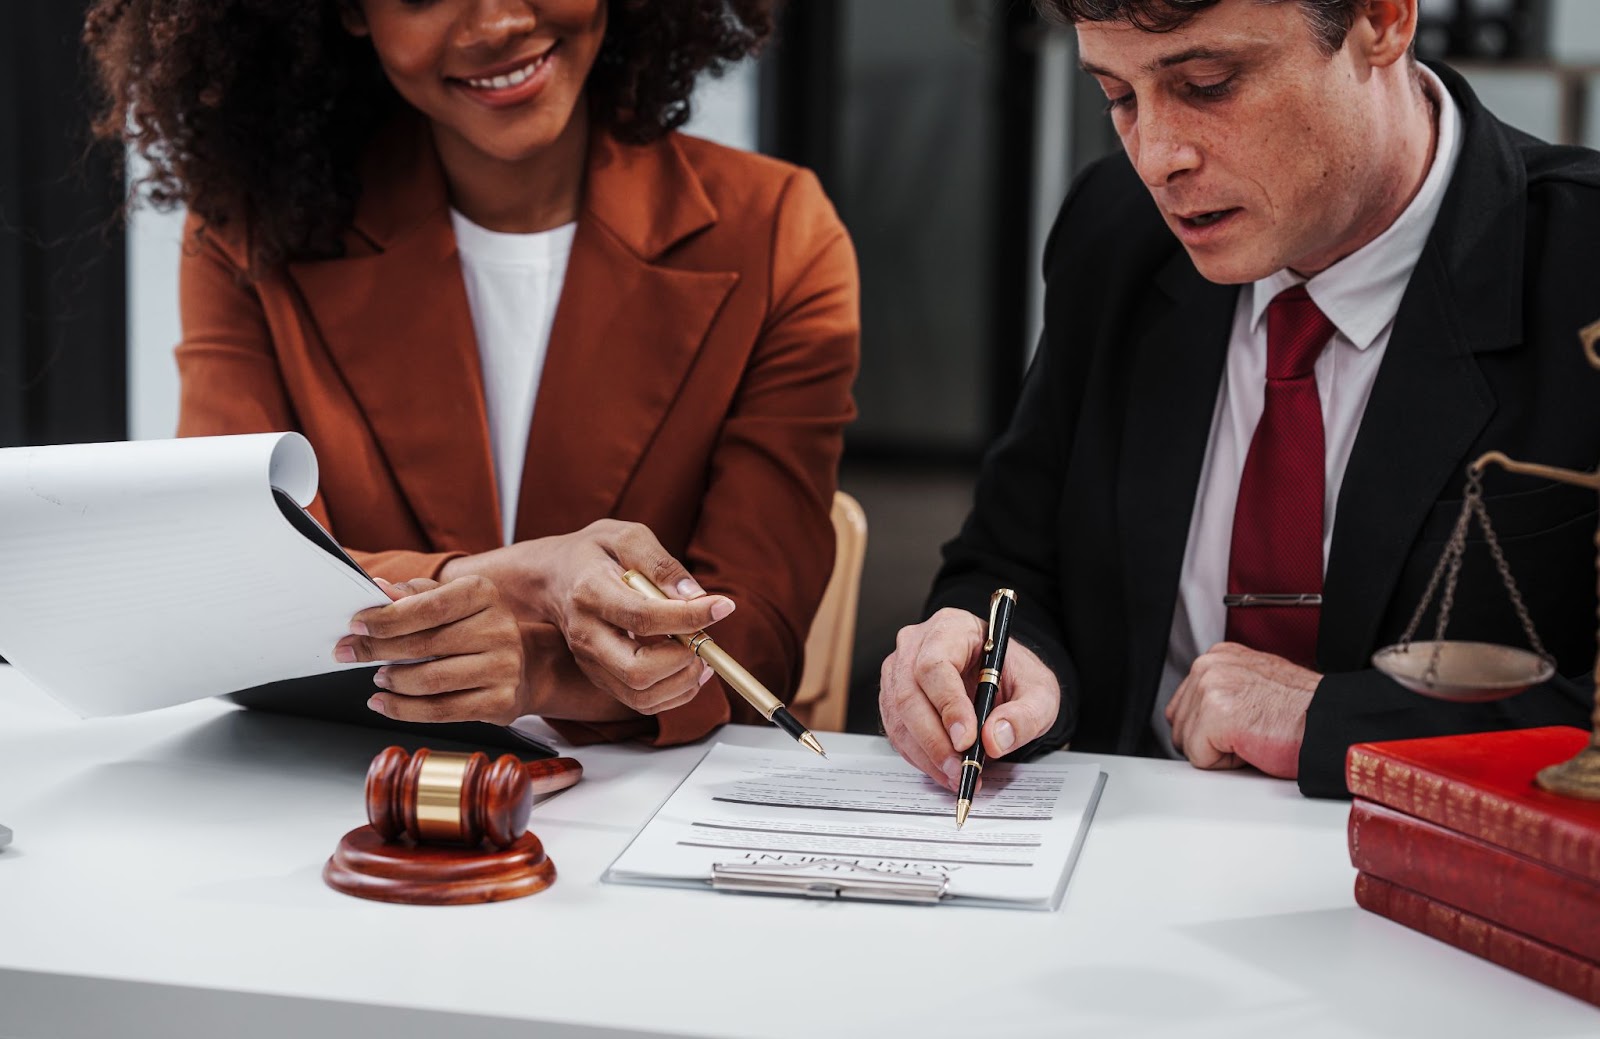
[619,570,827,758]
[957,588,1017,829]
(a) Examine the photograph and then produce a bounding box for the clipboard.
[226,667,557,758]
[604,743,1105,910]
[0,434,393,718]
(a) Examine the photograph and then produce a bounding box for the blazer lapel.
[1116,255,1237,745]
[1319,63,1522,669]
[512,134,739,540]
[288,125,500,552]
[1319,252,1493,668]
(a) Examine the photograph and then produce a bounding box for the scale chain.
[1395,473,1476,681]
[1471,480,1552,664]
[1394,468,1554,688]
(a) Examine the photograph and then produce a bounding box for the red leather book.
[1346,726,1600,883]
[1349,798,1600,962]
[1354,872,1600,1007]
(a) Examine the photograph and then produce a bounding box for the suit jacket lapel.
[1321,65,1523,668]
[1319,250,1494,668]
[1116,254,1237,744]
[288,122,500,552]
[512,133,739,540]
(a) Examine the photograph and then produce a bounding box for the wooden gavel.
[365,746,583,849]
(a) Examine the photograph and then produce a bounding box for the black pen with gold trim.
[956,588,1017,828]
[619,570,827,757]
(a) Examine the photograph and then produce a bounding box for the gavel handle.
[525,756,583,796]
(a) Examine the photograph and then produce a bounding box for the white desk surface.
[0,666,1593,1038]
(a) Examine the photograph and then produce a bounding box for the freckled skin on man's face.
[1077,0,1387,283]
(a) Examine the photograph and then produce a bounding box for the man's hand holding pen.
[878,606,1061,794]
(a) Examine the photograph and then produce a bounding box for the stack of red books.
[1346,726,1600,1006]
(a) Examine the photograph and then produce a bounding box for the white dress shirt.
[1151,66,1464,755]
[450,211,577,545]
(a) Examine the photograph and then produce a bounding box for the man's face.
[1078,0,1383,283]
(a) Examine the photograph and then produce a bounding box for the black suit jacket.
[929,64,1599,798]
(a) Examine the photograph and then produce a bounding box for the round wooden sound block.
[324,825,556,905]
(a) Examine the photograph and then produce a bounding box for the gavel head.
[365,746,532,850]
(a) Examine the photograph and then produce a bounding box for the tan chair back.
[790,491,867,733]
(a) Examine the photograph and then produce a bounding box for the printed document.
[0,433,388,716]
[606,744,1105,909]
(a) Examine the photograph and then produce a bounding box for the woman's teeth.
[465,54,548,91]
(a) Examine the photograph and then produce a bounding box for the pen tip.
[955,800,970,829]
[800,732,828,758]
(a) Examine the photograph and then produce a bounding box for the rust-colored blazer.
[175,124,859,746]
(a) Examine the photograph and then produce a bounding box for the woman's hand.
[334,575,527,725]
[441,519,734,717]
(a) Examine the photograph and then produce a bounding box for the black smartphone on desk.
[226,668,557,758]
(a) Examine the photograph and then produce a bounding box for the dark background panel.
[0,0,126,449]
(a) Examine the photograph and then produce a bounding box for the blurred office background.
[4,0,1598,733]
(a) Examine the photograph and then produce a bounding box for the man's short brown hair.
[1037,0,1362,56]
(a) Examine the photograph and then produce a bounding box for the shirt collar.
[1249,64,1463,352]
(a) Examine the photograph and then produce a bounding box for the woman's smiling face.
[345,0,608,165]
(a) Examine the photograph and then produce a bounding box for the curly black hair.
[85,0,776,271]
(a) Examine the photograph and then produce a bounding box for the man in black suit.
[878,0,1599,797]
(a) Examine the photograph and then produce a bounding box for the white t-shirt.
[450,211,577,545]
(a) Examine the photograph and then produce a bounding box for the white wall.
[1028,26,1074,364]
[1551,0,1600,64]
[126,156,187,441]
[1459,69,1564,143]
[125,62,760,441]
[686,60,759,154]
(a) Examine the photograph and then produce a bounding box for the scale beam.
[1471,451,1600,491]
[1376,324,1600,800]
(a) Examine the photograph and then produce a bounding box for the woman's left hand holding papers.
[334,576,528,725]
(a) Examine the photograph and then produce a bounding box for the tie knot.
[1265,285,1335,380]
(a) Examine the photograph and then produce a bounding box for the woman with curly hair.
[84,0,859,746]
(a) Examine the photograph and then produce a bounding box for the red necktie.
[1224,285,1335,668]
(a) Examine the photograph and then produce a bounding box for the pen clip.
[985,588,1016,653]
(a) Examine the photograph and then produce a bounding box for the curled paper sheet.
[0,433,388,717]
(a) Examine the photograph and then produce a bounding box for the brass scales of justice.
[1371,319,1600,800]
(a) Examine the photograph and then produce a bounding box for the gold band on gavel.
[415,751,471,842]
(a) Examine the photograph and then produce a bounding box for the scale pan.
[1372,641,1555,702]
